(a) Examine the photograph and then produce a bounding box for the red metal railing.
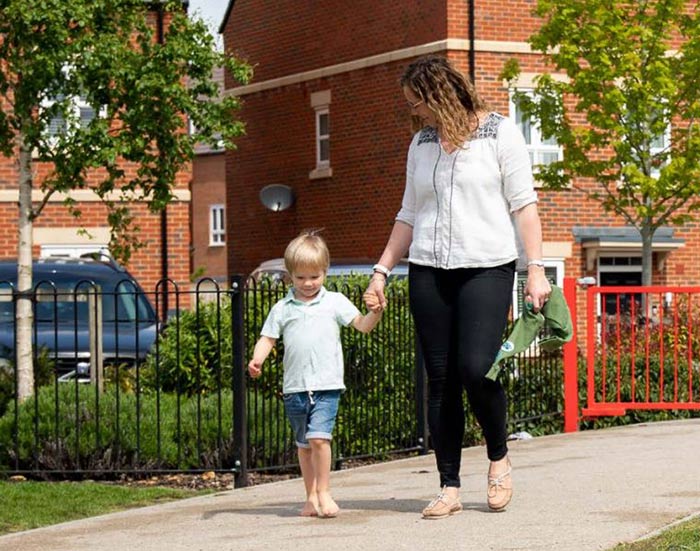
[582,285,700,418]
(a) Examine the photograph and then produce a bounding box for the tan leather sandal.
[421,487,463,519]
[487,458,513,511]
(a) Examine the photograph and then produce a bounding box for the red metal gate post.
[563,277,579,432]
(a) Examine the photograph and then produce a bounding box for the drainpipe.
[156,3,169,316]
[468,0,475,84]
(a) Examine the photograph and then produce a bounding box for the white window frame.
[309,90,332,179]
[509,90,563,177]
[209,204,225,246]
[41,92,99,140]
[315,108,330,168]
[619,106,672,184]
[649,122,671,179]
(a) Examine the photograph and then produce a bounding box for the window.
[621,105,671,181]
[209,204,225,246]
[509,91,562,172]
[189,117,224,152]
[597,254,642,316]
[648,121,671,179]
[44,93,98,138]
[316,108,330,167]
[309,90,332,179]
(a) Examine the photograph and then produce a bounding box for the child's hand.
[248,359,263,378]
[363,290,383,312]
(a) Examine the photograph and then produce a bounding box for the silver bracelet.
[527,259,545,268]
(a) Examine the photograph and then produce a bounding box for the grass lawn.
[0,480,210,535]
[610,516,700,550]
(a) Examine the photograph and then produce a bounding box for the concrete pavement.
[2,419,700,551]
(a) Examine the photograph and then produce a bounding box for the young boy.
[248,231,383,518]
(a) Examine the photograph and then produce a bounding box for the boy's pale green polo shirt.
[261,287,360,394]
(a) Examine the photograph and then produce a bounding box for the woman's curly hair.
[400,55,487,148]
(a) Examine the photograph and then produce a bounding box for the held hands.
[247,359,263,378]
[524,267,552,312]
[363,274,387,313]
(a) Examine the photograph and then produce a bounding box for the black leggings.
[409,262,515,488]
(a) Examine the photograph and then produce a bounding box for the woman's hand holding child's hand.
[363,288,384,313]
[363,275,388,313]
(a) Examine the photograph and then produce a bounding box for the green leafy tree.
[0,0,251,401]
[501,0,700,286]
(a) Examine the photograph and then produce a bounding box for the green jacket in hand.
[485,285,572,381]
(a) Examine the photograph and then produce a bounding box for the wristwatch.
[372,264,391,278]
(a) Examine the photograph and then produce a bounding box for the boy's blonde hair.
[284,230,330,274]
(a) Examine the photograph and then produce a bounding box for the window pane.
[319,139,330,162]
[319,113,329,136]
[650,133,665,149]
[49,116,67,135]
[540,151,559,165]
[515,104,532,144]
[80,106,95,128]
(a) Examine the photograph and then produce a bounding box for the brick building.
[0,7,192,293]
[190,67,229,286]
[220,1,699,325]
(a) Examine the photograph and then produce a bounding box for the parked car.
[0,255,157,382]
[250,257,409,284]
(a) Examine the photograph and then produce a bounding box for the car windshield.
[0,279,155,324]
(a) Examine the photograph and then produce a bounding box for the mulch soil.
[6,454,418,491]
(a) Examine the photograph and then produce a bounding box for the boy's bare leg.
[298,447,319,516]
[310,438,339,517]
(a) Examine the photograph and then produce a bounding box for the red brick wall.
[223,0,447,85]
[226,59,424,276]
[224,0,700,296]
[0,199,191,292]
[192,152,227,280]
[0,152,191,291]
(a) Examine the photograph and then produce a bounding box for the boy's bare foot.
[300,499,319,517]
[317,491,339,518]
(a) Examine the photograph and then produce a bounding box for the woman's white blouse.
[396,113,537,270]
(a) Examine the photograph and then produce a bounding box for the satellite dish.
[259,184,295,212]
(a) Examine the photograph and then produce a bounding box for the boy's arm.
[248,336,277,378]
[351,309,383,334]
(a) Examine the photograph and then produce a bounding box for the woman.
[364,55,551,518]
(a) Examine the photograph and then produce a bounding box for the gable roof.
[219,0,236,34]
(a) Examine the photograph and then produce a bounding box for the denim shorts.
[283,390,341,448]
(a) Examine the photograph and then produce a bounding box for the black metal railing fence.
[0,275,564,486]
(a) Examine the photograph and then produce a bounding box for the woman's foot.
[300,498,319,517]
[317,491,339,518]
[421,486,462,519]
[487,456,513,511]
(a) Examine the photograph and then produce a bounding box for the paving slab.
[2,419,699,551]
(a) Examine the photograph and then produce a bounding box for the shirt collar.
[283,285,327,305]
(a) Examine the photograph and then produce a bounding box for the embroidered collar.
[416,113,504,145]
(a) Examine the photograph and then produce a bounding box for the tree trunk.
[16,132,34,402]
[640,224,654,287]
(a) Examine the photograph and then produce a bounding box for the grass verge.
[610,516,700,550]
[0,480,210,535]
